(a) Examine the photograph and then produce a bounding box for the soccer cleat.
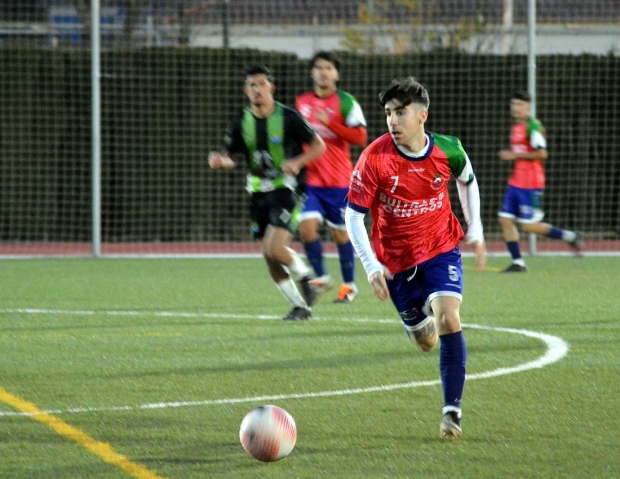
[333,284,358,304]
[568,231,585,256]
[309,274,334,294]
[501,263,527,273]
[299,276,318,307]
[282,306,312,321]
[440,411,462,440]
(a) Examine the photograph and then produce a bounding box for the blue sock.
[337,241,355,283]
[439,331,467,410]
[303,239,325,277]
[546,226,563,240]
[506,241,522,260]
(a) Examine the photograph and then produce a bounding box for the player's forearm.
[220,156,236,169]
[326,123,368,146]
[506,150,548,161]
[208,151,235,169]
[527,149,548,160]
[345,207,384,280]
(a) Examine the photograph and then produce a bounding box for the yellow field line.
[0,387,165,479]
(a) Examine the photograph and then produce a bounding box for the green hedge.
[0,48,618,242]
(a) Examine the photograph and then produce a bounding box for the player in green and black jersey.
[209,64,325,320]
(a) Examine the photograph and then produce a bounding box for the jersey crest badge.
[431,172,444,190]
[269,135,283,144]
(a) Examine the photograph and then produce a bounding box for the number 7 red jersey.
[347,132,468,274]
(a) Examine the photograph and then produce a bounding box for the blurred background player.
[209,64,325,320]
[296,51,368,303]
[498,91,584,272]
[345,77,486,439]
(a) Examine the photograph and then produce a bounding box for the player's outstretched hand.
[281,159,302,175]
[369,269,393,301]
[209,152,234,169]
[208,151,223,168]
[314,108,330,126]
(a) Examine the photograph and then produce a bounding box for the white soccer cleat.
[309,274,334,294]
[440,411,462,440]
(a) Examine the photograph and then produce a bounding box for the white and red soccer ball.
[239,405,297,462]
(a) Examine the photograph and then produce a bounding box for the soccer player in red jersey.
[345,77,486,439]
[296,51,368,303]
[498,91,584,272]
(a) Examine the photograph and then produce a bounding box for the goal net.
[0,1,618,256]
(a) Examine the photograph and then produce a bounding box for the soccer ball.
[239,405,297,462]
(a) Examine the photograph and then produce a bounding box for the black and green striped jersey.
[224,102,317,193]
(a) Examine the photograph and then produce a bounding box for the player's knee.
[433,307,461,333]
[262,244,285,264]
[299,231,316,243]
[298,222,318,243]
[262,244,275,259]
[406,317,438,352]
[262,251,277,268]
[331,228,349,244]
[436,315,461,335]
[498,216,513,227]
[414,337,437,352]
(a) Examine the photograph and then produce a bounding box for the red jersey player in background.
[296,51,368,303]
[498,91,583,272]
[345,77,486,439]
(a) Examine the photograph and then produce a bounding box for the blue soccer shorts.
[299,186,349,230]
[386,248,463,331]
[499,185,545,223]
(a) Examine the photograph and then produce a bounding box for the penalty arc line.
[0,309,570,417]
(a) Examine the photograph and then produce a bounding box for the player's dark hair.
[379,77,430,109]
[243,64,275,84]
[310,50,342,71]
[512,90,531,102]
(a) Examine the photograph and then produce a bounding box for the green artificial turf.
[0,256,618,478]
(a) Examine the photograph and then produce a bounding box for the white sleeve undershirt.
[344,208,384,280]
[530,129,547,150]
[455,154,484,244]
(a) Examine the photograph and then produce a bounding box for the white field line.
[0,309,569,417]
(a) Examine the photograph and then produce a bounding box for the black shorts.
[250,189,299,240]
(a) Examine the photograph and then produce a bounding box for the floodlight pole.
[222,0,230,48]
[527,0,537,118]
[527,0,537,255]
[367,0,374,50]
[91,0,102,257]
[502,0,512,54]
